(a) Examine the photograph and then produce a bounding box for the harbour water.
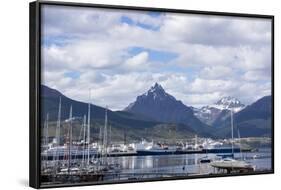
[41,147,272,185]
[105,148,271,178]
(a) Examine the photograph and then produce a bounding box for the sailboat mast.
[237,128,243,160]
[87,90,91,167]
[195,135,198,150]
[44,113,49,168]
[82,115,86,167]
[231,109,234,156]
[98,122,103,162]
[45,113,49,150]
[103,107,108,163]
[109,125,111,147]
[68,105,73,174]
[53,97,61,174]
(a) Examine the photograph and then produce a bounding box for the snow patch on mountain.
[141,83,175,101]
[212,96,245,112]
[192,97,246,126]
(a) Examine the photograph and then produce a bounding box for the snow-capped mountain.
[124,83,210,134]
[213,96,245,112]
[193,106,222,125]
[213,95,272,137]
[193,97,245,126]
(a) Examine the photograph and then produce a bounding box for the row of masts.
[43,90,110,175]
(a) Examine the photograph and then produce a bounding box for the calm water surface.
[105,148,272,175]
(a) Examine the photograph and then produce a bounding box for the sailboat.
[53,97,62,175]
[92,106,111,172]
[211,109,255,173]
[79,90,96,173]
[59,105,81,174]
[58,90,96,175]
[90,106,121,173]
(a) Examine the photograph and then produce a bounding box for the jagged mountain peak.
[145,83,165,95]
[215,96,245,109]
[124,83,209,135]
[141,83,175,101]
[124,83,176,111]
[193,96,245,126]
[150,82,164,91]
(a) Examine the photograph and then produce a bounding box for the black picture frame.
[29,1,274,188]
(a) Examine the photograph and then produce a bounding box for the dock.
[42,148,253,160]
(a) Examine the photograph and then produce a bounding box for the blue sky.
[64,71,81,79]
[128,47,178,63]
[121,16,161,31]
[42,5,272,110]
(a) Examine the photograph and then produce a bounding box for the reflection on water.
[105,148,272,175]
[40,148,272,185]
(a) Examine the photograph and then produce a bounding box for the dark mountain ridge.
[41,85,197,141]
[213,95,272,138]
[41,85,159,129]
[41,84,272,139]
[124,83,212,135]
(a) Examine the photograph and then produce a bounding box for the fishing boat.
[136,143,177,155]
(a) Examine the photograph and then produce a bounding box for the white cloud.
[41,5,272,110]
[235,46,271,71]
[184,92,223,107]
[42,5,121,37]
[235,81,271,104]
[243,70,271,81]
[122,51,150,71]
[190,78,238,94]
[200,66,233,79]
[159,14,271,47]
[43,71,74,90]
